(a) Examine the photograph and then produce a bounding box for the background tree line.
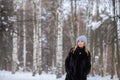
[0,0,120,79]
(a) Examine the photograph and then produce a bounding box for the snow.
[1,17,4,20]
[33,0,39,4]
[88,21,102,30]
[92,1,97,16]
[100,14,109,21]
[88,75,119,80]
[8,16,17,22]
[1,5,4,8]
[2,21,7,25]
[118,19,120,39]
[0,71,119,80]
[63,1,71,19]
[0,71,64,80]
[87,14,110,30]
[95,56,99,59]
[13,0,25,12]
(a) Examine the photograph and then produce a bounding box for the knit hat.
[76,35,87,44]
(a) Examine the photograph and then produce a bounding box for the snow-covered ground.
[0,70,119,80]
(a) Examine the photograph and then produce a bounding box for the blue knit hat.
[76,35,87,44]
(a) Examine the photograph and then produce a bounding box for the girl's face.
[77,40,85,48]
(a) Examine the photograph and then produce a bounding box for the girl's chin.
[78,46,83,48]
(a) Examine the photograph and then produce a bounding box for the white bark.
[56,0,63,78]
[23,0,27,71]
[33,3,37,76]
[33,19,37,75]
[33,0,42,75]
[12,23,18,74]
[70,0,75,46]
[37,0,42,73]
[12,0,19,74]
[103,41,107,76]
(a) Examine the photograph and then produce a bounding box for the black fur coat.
[65,46,91,80]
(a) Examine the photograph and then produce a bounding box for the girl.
[65,35,91,80]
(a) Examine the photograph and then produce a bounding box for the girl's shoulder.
[70,47,74,52]
[68,47,74,55]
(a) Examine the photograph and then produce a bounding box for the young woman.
[65,35,91,80]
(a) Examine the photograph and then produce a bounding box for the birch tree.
[56,0,63,78]
[23,0,27,71]
[14,0,24,71]
[112,0,120,78]
[37,0,42,74]
[70,0,77,46]
[86,0,95,76]
[12,1,20,73]
[50,0,57,70]
[33,10,37,75]
[116,1,120,78]
[33,0,42,76]
[12,22,19,74]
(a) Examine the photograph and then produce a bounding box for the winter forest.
[0,0,120,80]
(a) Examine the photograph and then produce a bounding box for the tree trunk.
[112,0,120,79]
[23,1,27,71]
[70,0,75,46]
[33,11,37,76]
[99,28,104,77]
[115,0,120,79]
[12,23,18,74]
[90,29,95,76]
[36,0,42,74]
[56,0,63,78]
[111,38,115,79]
[33,0,42,76]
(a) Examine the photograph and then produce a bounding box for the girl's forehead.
[78,40,84,42]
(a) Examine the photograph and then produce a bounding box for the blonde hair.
[72,44,89,55]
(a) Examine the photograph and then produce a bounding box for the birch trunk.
[116,7,120,79]
[33,20,37,76]
[70,0,75,46]
[12,23,18,74]
[56,0,63,78]
[12,0,19,74]
[90,29,95,76]
[33,0,42,76]
[103,41,107,76]
[23,0,27,71]
[37,0,42,73]
[110,0,120,78]
[33,3,37,76]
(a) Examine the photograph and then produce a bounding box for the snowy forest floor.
[0,70,119,80]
